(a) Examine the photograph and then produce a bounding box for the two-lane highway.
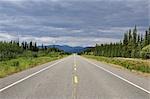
[0,55,149,99]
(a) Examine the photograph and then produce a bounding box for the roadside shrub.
[32,52,38,58]
[84,55,150,73]
[11,61,20,67]
[141,45,150,59]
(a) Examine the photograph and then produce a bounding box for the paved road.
[0,54,149,99]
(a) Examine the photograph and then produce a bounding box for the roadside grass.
[83,55,150,73]
[0,54,66,78]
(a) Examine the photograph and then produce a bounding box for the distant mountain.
[46,45,87,53]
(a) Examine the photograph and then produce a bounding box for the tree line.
[82,26,150,59]
[0,41,64,61]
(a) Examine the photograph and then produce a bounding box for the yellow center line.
[72,54,78,99]
[73,75,78,84]
[73,87,77,99]
[72,76,78,99]
[74,67,77,71]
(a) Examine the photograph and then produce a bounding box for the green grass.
[0,54,66,78]
[83,55,150,73]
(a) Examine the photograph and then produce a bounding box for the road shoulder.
[80,56,150,92]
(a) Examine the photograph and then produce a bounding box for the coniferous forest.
[82,26,150,59]
[0,41,65,61]
[0,41,68,77]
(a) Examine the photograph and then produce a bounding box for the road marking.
[74,54,77,67]
[83,57,150,94]
[73,76,78,84]
[72,54,78,99]
[73,87,77,99]
[0,58,67,92]
[74,67,77,71]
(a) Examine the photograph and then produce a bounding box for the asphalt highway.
[0,54,149,99]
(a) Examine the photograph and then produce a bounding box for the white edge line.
[82,57,150,94]
[0,57,67,92]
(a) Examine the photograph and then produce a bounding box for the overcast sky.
[0,0,149,47]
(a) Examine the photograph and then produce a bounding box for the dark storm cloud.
[0,0,148,46]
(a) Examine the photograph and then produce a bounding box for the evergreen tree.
[29,41,33,50]
[41,44,44,50]
[148,27,150,44]
[123,33,128,57]
[127,29,133,57]
[144,30,149,46]
[82,26,150,59]
[133,26,137,44]
[25,42,28,50]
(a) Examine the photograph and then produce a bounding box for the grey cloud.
[0,0,148,46]
[0,33,120,46]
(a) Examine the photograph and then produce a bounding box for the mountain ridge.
[39,45,87,53]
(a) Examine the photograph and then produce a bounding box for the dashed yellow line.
[73,87,77,99]
[73,54,78,99]
[74,67,77,71]
[73,75,78,84]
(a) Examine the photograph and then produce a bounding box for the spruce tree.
[128,29,133,57]
[144,30,149,46]
[133,26,137,44]
[148,27,150,44]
